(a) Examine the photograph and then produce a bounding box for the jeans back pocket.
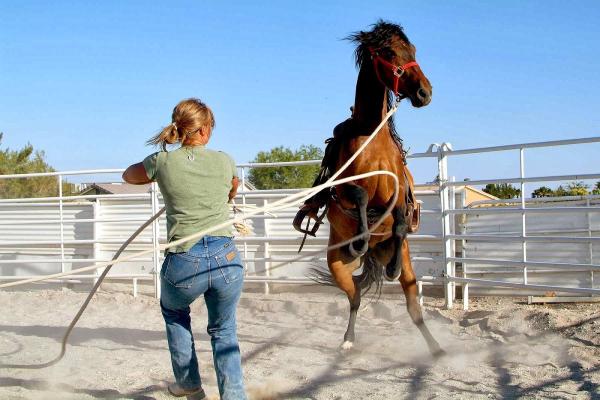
[214,246,244,284]
[162,252,200,288]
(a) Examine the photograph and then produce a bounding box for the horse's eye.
[382,49,395,59]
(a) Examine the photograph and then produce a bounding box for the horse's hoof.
[348,246,363,258]
[341,341,354,350]
[432,348,447,359]
[348,240,368,258]
[384,265,401,281]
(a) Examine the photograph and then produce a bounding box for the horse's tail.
[307,265,336,286]
[308,250,384,298]
[355,251,384,298]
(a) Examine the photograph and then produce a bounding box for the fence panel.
[0,202,94,277]
[438,137,600,308]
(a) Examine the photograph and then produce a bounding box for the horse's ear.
[346,30,367,45]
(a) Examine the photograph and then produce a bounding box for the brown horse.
[306,21,444,356]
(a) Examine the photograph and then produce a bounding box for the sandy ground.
[0,283,598,400]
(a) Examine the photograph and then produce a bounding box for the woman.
[123,98,246,400]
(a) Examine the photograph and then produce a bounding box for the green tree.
[531,181,594,198]
[482,183,521,199]
[248,145,323,189]
[0,132,76,198]
[531,186,553,198]
[553,185,568,197]
[565,181,589,196]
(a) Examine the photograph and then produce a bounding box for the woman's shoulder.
[205,148,235,162]
[142,150,169,179]
[206,149,237,176]
[143,150,167,164]
[147,149,169,157]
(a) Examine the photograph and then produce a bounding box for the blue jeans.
[160,236,246,400]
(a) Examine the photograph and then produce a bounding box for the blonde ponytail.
[146,123,181,150]
[147,98,215,150]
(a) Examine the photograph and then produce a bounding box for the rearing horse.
[303,21,444,356]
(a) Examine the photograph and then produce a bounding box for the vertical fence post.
[263,198,270,295]
[587,198,594,290]
[92,200,102,287]
[437,145,453,309]
[460,188,469,310]
[57,175,66,275]
[449,176,457,302]
[519,148,528,286]
[150,182,161,299]
[241,167,249,279]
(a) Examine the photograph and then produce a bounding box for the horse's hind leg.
[339,184,369,257]
[399,240,445,357]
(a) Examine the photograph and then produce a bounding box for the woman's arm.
[229,176,239,201]
[123,162,152,185]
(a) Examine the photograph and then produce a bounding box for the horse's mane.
[347,20,409,160]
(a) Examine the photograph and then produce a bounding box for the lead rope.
[1,207,165,369]
[0,104,400,368]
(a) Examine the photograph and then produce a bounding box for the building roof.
[465,185,498,200]
[79,180,256,196]
[79,183,151,195]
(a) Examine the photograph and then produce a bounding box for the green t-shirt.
[143,146,238,253]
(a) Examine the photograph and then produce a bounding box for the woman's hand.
[229,177,239,201]
[123,162,152,185]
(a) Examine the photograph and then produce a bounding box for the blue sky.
[1,1,599,188]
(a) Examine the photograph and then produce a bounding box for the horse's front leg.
[384,207,408,281]
[339,184,370,257]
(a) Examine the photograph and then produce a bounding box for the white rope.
[0,207,166,368]
[0,170,398,289]
[254,169,400,275]
[231,203,276,217]
[1,105,400,290]
[0,104,401,369]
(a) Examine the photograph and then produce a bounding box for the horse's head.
[349,20,432,108]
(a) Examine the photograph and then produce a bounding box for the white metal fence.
[1,137,599,308]
[0,167,447,298]
[434,137,600,308]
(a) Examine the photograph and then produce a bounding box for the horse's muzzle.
[410,87,432,107]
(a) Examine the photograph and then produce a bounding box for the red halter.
[369,48,419,98]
